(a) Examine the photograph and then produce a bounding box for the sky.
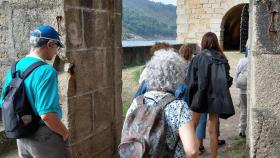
[150,0,176,5]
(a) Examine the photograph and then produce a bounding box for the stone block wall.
[177,0,249,47]
[62,0,123,157]
[0,0,123,157]
[122,44,184,67]
[248,0,280,157]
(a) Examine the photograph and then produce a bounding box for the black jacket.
[186,49,235,119]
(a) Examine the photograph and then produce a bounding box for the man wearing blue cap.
[0,25,69,157]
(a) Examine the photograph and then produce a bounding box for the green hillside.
[123,0,177,40]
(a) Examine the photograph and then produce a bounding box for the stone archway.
[220,4,248,51]
[177,0,250,48]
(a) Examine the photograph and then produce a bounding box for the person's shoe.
[218,139,226,145]
[239,132,246,138]
[199,145,205,155]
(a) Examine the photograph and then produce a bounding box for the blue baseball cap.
[30,25,64,48]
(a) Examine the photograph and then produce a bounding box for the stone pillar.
[63,0,123,157]
[248,0,280,157]
[0,0,123,157]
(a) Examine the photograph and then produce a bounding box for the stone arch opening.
[221,4,248,51]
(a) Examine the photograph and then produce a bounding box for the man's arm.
[41,112,69,141]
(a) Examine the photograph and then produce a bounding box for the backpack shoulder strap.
[136,93,176,109]
[136,95,145,107]
[11,61,19,78]
[157,94,176,109]
[21,61,47,80]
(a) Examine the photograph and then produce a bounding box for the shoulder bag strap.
[11,61,19,78]
[21,61,46,80]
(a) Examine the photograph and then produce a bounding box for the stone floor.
[0,149,18,158]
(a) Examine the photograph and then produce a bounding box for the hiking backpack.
[119,94,179,158]
[1,61,46,139]
[236,63,248,90]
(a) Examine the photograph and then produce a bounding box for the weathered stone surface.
[65,0,95,8]
[93,87,114,134]
[114,82,123,123]
[57,72,72,127]
[93,147,114,158]
[0,51,8,59]
[82,10,113,49]
[71,127,114,158]
[114,14,122,47]
[248,53,280,157]
[67,49,114,95]
[114,47,123,81]
[251,54,280,107]
[250,108,280,157]
[254,0,280,53]
[114,0,122,13]
[248,1,280,155]
[65,8,83,50]
[83,9,96,49]
[68,94,93,142]
[65,0,114,10]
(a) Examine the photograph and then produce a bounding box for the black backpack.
[1,61,46,139]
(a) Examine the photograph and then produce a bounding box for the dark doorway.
[221,4,247,51]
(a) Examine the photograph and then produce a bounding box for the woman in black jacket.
[186,32,235,158]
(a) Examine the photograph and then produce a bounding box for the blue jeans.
[196,113,207,139]
[196,113,221,140]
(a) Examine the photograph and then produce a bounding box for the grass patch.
[122,63,144,69]
[132,69,141,83]
[122,100,131,117]
[122,65,143,116]
[221,136,246,158]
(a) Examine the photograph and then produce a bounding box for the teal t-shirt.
[0,56,62,119]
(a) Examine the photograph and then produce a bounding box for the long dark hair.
[201,32,226,58]
[179,44,193,61]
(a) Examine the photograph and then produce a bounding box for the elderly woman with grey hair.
[121,49,198,158]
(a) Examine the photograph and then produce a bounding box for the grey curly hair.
[146,49,186,91]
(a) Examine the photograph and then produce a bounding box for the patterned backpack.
[119,94,179,158]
